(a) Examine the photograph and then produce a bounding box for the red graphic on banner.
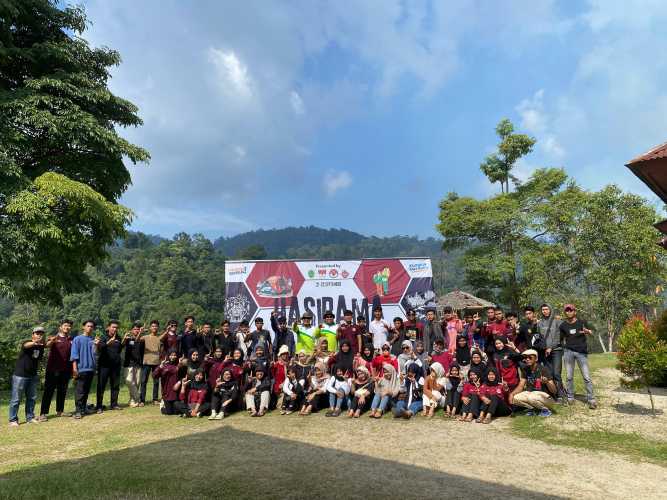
[247,261,305,307]
[353,259,410,304]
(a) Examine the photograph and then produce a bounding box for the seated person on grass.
[509,349,557,417]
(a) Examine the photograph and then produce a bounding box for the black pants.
[446,390,461,411]
[479,394,512,417]
[178,402,211,417]
[140,364,159,403]
[281,393,304,412]
[305,392,328,412]
[161,400,179,415]
[96,365,121,409]
[212,393,236,415]
[461,394,481,417]
[349,392,373,413]
[75,371,95,414]
[40,371,71,415]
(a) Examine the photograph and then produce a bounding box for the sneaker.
[159,400,165,410]
[525,410,535,417]
[588,401,597,410]
[110,405,122,411]
[9,421,19,428]
[96,408,103,414]
[208,411,217,420]
[214,412,224,420]
[73,413,82,419]
[37,415,48,422]
[539,409,552,417]
[27,419,39,424]
[129,401,139,408]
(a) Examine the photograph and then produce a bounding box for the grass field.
[1,353,665,499]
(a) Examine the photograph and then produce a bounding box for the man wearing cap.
[270,311,295,357]
[559,304,596,409]
[38,319,73,421]
[293,312,319,354]
[510,349,557,416]
[8,326,46,426]
[317,310,339,353]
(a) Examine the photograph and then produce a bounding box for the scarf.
[455,339,471,366]
[336,340,355,373]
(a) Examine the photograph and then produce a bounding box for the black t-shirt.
[98,336,123,367]
[14,342,45,377]
[559,319,589,354]
[521,364,552,392]
[124,336,145,367]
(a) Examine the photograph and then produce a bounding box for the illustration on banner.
[256,275,293,298]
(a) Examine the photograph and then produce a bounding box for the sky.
[81,0,667,239]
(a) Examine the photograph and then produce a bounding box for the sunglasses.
[402,346,410,350]
[382,347,390,351]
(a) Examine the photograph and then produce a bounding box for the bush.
[617,315,667,415]
[652,309,667,344]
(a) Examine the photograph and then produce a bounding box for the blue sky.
[82,0,667,239]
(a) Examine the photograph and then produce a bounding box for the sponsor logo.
[227,265,248,276]
[318,269,327,277]
[341,270,349,279]
[407,262,430,274]
[307,270,315,278]
[329,269,338,278]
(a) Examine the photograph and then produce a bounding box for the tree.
[236,244,268,260]
[0,1,149,304]
[480,119,536,194]
[617,316,667,416]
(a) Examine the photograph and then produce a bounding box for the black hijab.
[336,340,354,373]
[232,349,244,367]
[455,335,471,367]
[484,367,500,386]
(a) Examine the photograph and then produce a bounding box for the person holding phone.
[123,321,144,407]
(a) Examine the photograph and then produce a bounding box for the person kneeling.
[459,370,482,422]
[244,366,271,417]
[209,369,238,420]
[509,349,556,417]
[477,368,511,423]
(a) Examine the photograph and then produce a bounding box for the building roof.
[626,141,667,204]
[437,289,495,311]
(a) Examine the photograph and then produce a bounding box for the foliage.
[479,118,535,193]
[235,244,268,260]
[650,309,667,344]
[617,317,667,412]
[0,0,149,304]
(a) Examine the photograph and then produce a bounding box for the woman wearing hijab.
[459,370,482,422]
[182,349,202,381]
[325,365,351,417]
[393,363,424,419]
[353,344,374,373]
[468,349,487,380]
[454,335,472,379]
[347,366,373,418]
[444,365,463,417]
[203,346,226,392]
[490,336,522,393]
[293,349,312,390]
[369,363,400,418]
[397,340,423,376]
[220,348,245,382]
[178,368,210,418]
[422,361,446,417]
[309,337,331,368]
[414,340,429,374]
[327,339,355,378]
[153,349,181,415]
[477,368,512,423]
[244,365,271,417]
[209,368,238,420]
[300,361,329,415]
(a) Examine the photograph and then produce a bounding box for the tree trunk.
[646,385,656,418]
[597,331,608,353]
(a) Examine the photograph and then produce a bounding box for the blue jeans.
[9,375,39,423]
[328,392,346,409]
[564,349,595,402]
[393,399,423,416]
[370,393,390,412]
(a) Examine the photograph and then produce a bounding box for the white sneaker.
[159,400,165,410]
[208,411,217,420]
[214,412,224,420]
[129,401,138,408]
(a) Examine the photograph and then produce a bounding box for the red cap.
[564,304,576,311]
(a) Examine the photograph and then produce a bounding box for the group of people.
[8,302,597,426]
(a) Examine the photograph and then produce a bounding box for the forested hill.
[214,226,444,259]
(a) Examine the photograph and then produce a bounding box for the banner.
[224,258,436,328]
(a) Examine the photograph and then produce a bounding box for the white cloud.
[290,90,305,115]
[323,170,352,197]
[516,89,565,160]
[208,48,253,99]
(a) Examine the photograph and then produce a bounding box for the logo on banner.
[308,270,315,278]
[408,262,430,274]
[256,276,293,298]
[372,267,391,297]
[329,269,338,278]
[227,265,249,276]
[225,294,251,323]
[341,270,349,279]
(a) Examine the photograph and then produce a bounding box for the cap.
[278,345,290,356]
[522,349,539,358]
[32,326,45,333]
[301,312,313,319]
[564,304,576,312]
[401,340,412,348]
[323,310,334,317]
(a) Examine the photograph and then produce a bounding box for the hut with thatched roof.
[437,290,495,316]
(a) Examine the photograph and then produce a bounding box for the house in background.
[626,142,667,248]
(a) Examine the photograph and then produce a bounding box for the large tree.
[0,0,149,304]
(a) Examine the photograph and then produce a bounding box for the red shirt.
[271,360,287,394]
[480,383,507,400]
[462,382,481,397]
[371,354,398,376]
[220,360,244,381]
[181,385,208,405]
[338,324,361,353]
[483,320,511,339]
[46,335,72,373]
[430,351,454,372]
[204,358,226,389]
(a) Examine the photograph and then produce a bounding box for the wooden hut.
[437,290,495,317]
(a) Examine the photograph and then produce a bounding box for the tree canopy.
[0,0,149,304]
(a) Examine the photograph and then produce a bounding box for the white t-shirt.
[369,319,390,350]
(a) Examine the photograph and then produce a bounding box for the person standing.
[421,309,444,355]
[180,315,199,357]
[38,319,73,421]
[160,319,180,357]
[559,304,596,409]
[71,320,99,419]
[123,322,144,407]
[247,317,272,358]
[198,321,215,357]
[318,310,339,353]
[270,312,295,357]
[293,312,318,354]
[403,309,423,347]
[338,309,362,354]
[538,304,565,402]
[96,320,124,413]
[215,319,237,357]
[369,306,391,353]
[8,326,46,427]
[441,307,462,353]
[140,320,162,406]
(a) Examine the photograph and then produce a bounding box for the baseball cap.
[522,349,539,358]
[32,326,45,333]
[564,304,576,312]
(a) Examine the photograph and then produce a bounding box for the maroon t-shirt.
[46,335,72,373]
[338,324,361,353]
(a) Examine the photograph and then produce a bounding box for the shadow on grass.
[613,402,664,416]
[0,425,565,500]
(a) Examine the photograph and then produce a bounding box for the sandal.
[464,415,473,422]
